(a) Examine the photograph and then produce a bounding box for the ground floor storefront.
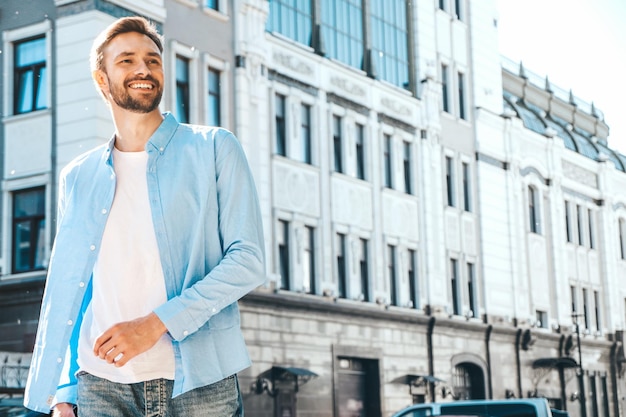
[239,290,624,417]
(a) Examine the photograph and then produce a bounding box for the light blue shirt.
[24,113,266,413]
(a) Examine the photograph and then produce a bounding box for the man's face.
[97,31,164,113]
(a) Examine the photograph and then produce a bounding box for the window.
[458,71,466,120]
[582,288,589,329]
[267,0,313,46]
[403,141,412,194]
[321,0,364,70]
[594,291,601,332]
[277,220,290,290]
[383,134,393,188]
[565,201,572,243]
[446,156,455,207]
[275,94,287,156]
[441,64,450,112]
[207,69,221,126]
[356,124,366,180]
[439,0,446,11]
[336,233,347,298]
[467,262,476,317]
[333,115,343,173]
[450,258,460,315]
[536,310,548,329]
[408,249,418,309]
[454,0,462,20]
[571,285,577,314]
[303,226,316,294]
[462,162,471,211]
[301,104,312,164]
[528,186,540,234]
[388,245,397,305]
[14,36,47,114]
[205,0,219,10]
[577,204,584,246]
[12,187,46,274]
[269,0,410,90]
[451,363,485,400]
[359,239,369,301]
[619,219,626,260]
[175,56,190,123]
[588,209,595,249]
[370,0,410,89]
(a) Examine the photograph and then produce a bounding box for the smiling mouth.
[128,82,154,90]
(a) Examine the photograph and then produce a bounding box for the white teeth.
[129,83,152,89]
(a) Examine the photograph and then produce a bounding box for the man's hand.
[52,402,76,417]
[93,312,167,367]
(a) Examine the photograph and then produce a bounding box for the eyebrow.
[114,51,162,60]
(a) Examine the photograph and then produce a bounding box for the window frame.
[170,41,199,124]
[203,53,229,127]
[3,21,51,117]
[528,185,541,234]
[10,186,47,275]
[276,219,291,290]
[336,232,347,298]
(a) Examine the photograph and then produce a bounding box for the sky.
[495,0,626,154]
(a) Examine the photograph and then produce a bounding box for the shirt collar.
[146,112,178,154]
[101,112,179,164]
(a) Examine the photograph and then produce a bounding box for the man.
[24,16,266,416]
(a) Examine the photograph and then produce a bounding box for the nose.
[134,60,151,77]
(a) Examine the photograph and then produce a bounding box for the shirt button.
[101,208,107,214]
[79,282,85,287]
[211,308,217,313]
[90,245,96,251]
[57,357,62,363]
[67,320,73,326]
[183,330,189,337]
[159,147,164,152]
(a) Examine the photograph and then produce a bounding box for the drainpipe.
[610,340,621,417]
[515,328,523,398]
[485,325,493,399]
[558,335,567,411]
[427,317,436,402]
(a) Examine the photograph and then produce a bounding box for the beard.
[107,74,163,113]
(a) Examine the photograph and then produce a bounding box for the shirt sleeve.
[154,130,266,341]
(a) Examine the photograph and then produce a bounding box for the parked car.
[392,398,557,417]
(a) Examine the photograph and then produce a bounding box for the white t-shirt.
[77,147,175,383]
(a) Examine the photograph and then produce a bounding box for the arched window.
[528,186,541,234]
[452,362,486,400]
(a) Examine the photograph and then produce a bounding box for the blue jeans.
[76,372,242,417]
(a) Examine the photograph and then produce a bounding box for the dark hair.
[90,16,163,73]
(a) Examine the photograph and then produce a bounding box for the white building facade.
[1,1,625,416]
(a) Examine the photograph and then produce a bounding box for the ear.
[92,69,108,89]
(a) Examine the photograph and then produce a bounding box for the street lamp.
[571,313,587,417]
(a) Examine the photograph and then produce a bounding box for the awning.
[259,366,318,381]
[257,366,318,393]
[532,357,578,369]
[391,373,445,386]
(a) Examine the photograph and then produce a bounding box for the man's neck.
[112,109,164,152]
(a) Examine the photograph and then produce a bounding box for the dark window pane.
[207,69,221,126]
[205,0,218,10]
[275,94,286,156]
[175,56,190,123]
[12,188,46,274]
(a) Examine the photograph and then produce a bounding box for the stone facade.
[0,1,624,416]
